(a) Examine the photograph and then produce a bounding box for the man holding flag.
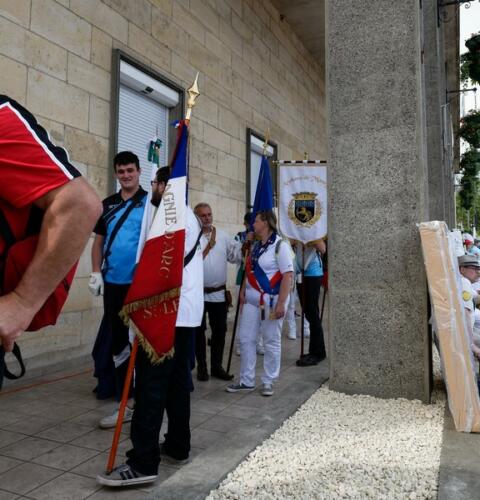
[97,116,203,487]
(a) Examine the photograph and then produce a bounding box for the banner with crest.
[278,161,327,244]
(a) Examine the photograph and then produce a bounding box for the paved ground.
[438,407,480,500]
[0,333,328,500]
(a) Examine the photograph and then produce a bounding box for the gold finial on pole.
[262,127,270,156]
[185,72,200,123]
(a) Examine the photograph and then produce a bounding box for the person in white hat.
[458,254,480,359]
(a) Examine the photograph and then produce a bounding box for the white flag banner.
[278,162,327,243]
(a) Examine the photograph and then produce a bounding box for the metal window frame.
[110,50,185,194]
[245,128,278,209]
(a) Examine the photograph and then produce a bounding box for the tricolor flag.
[122,122,189,363]
[251,155,274,228]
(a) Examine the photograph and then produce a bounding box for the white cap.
[463,233,474,244]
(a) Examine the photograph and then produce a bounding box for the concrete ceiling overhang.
[271,0,325,70]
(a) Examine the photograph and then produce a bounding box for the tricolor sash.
[246,255,282,319]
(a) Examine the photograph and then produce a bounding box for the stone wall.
[0,0,326,375]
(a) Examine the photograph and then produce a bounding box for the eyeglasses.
[150,180,158,186]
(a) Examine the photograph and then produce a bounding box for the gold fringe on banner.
[120,288,181,321]
[120,287,181,364]
[130,321,175,365]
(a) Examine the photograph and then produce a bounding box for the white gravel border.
[207,385,445,499]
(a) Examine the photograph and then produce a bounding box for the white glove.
[89,272,104,296]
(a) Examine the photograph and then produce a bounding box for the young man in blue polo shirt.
[89,151,147,428]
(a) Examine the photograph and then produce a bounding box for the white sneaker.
[256,346,265,355]
[287,332,297,340]
[97,463,157,487]
[261,383,274,396]
[304,329,310,338]
[235,347,241,356]
[99,406,134,429]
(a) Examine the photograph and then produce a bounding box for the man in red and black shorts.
[0,95,101,354]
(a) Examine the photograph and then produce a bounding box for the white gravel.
[207,385,445,500]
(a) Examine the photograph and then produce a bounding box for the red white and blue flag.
[122,122,189,362]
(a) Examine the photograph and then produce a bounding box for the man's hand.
[89,272,104,296]
[274,301,286,319]
[0,292,36,352]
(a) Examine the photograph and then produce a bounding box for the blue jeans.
[126,327,194,475]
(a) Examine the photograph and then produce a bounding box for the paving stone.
[0,430,26,449]
[189,411,212,429]
[0,410,26,430]
[218,404,262,420]
[8,416,62,436]
[0,462,62,495]
[0,436,60,461]
[191,399,231,415]
[0,455,23,474]
[32,444,99,471]
[67,407,117,428]
[27,471,101,500]
[87,487,147,499]
[0,489,18,500]
[35,422,93,444]
[69,430,125,452]
[198,415,245,434]
[70,452,108,479]
[191,428,224,449]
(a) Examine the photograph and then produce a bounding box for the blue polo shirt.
[94,188,147,284]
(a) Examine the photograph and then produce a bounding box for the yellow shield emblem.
[288,192,321,227]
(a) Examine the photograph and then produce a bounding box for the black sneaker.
[296,355,319,367]
[160,443,189,465]
[96,463,157,487]
[197,366,209,381]
[211,367,234,381]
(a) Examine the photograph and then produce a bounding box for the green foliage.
[458,148,480,213]
[460,52,480,84]
[461,33,480,85]
[459,110,480,148]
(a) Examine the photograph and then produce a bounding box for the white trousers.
[238,298,288,387]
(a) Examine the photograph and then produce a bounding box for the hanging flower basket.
[461,52,480,84]
[460,110,480,148]
[461,148,480,171]
[465,33,480,53]
[461,32,480,84]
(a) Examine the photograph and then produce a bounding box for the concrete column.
[326,0,430,401]
[423,0,447,222]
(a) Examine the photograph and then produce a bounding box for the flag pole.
[105,73,200,475]
[228,129,271,372]
[300,243,306,358]
[226,259,247,374]
[106,337,138,474]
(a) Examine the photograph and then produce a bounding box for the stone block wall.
[0,0,325,374]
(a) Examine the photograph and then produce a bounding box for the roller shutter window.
[117,84,169,190]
